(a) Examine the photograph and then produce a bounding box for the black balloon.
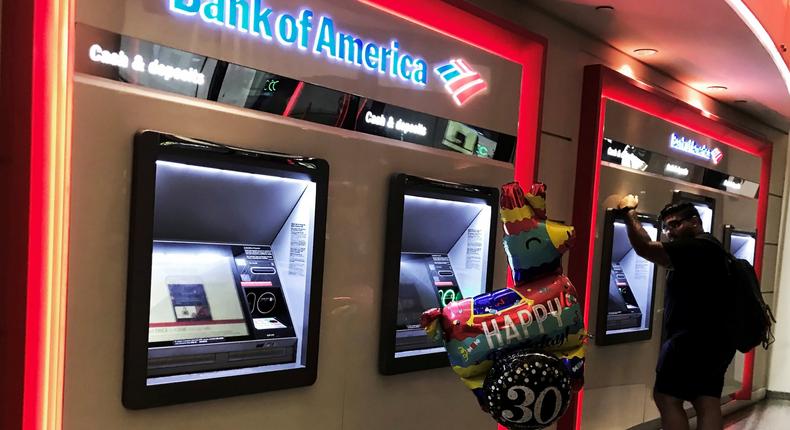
[483,351,571,430]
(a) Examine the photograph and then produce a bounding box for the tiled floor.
[723,399,790,429]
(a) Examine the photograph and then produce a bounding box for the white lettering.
[723,179,742,190]
[482,319,503,348]
[88,44,205,86]
[503,315,522,343]
[606,146,623,158]
[364,111,386,126]
[533,304,548,334]
[664,163,689,177]
[545,297,564,327]
[88,44,129,69]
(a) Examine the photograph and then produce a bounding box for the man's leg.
[653,391,690,430]
[691,396,723,430]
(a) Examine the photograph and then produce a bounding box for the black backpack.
[723,253,776,353]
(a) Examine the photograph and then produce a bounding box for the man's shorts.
[654,332,736,401]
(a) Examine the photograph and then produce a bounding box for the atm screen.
[724,227,756,265]
[596,210,660,345]
[123,131,328,409]
[380,174,498,374]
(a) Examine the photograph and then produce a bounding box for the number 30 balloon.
[421,182,587,430]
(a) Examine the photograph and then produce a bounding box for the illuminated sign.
[364,111,428,137]
[434,59,488,106]
[88,44,206,85]
[606,147,623,158]
[169,0,427,86]
[669,133,722,164]
[664,163,689,177]
[723,179,742,190]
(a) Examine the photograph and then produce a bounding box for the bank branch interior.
[2,0,790,430]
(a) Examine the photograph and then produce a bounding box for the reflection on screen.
[694,204,714,233]
[393,194,492,358]
[730,233,756,265]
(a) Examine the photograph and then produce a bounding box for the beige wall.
[767,134,790,394]
[65,75,513,430]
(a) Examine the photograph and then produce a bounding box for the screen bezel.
[595,209,660,346]
[123,130,329,409]
[378,173,499,375]
[671,190,717,235]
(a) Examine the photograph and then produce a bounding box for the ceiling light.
[617,64,635,78]
[633,48,658,57]
[706,85,728,91]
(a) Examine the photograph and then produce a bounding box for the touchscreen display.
[149,242,249,344]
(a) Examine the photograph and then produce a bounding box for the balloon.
[500,182,575,283]
[420,182,587,426]
[483,351,571,430]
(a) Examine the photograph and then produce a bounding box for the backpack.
[723,253,776,352]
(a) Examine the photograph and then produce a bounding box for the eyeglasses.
[662,217,690,232]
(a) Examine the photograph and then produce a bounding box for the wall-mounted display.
[379,174,498,374]
[123,131,328,409]
[723,226,757,265]
[595,209,660,345]
[672,191,716,234]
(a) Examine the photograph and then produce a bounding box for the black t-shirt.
[662,233,734,339]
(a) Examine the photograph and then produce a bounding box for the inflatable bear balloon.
[421,182,586,430]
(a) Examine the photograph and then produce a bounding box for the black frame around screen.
[595,209,660,346]
[672,190,717,235]
[123,131,329,409]
[378,174,499,375]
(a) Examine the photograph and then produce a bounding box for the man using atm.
[616,195,735,430]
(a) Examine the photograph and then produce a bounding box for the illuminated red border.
[569,65,772,425]
[359,1,550,428]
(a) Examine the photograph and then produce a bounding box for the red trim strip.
[282,81,305,117]
[241,281,273,287]
[434,281,455,287]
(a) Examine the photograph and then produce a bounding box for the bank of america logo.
[435,59,488,106]
[711,147,723,164]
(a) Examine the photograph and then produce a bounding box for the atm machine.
[379,174,498,374]
[123,131,328,408]
[595,209,660,345]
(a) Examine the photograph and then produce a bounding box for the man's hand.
[618,194,639,212]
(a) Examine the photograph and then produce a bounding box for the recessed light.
[633,48,658,57]
[706,85,728,91]
[595,5,615,11]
